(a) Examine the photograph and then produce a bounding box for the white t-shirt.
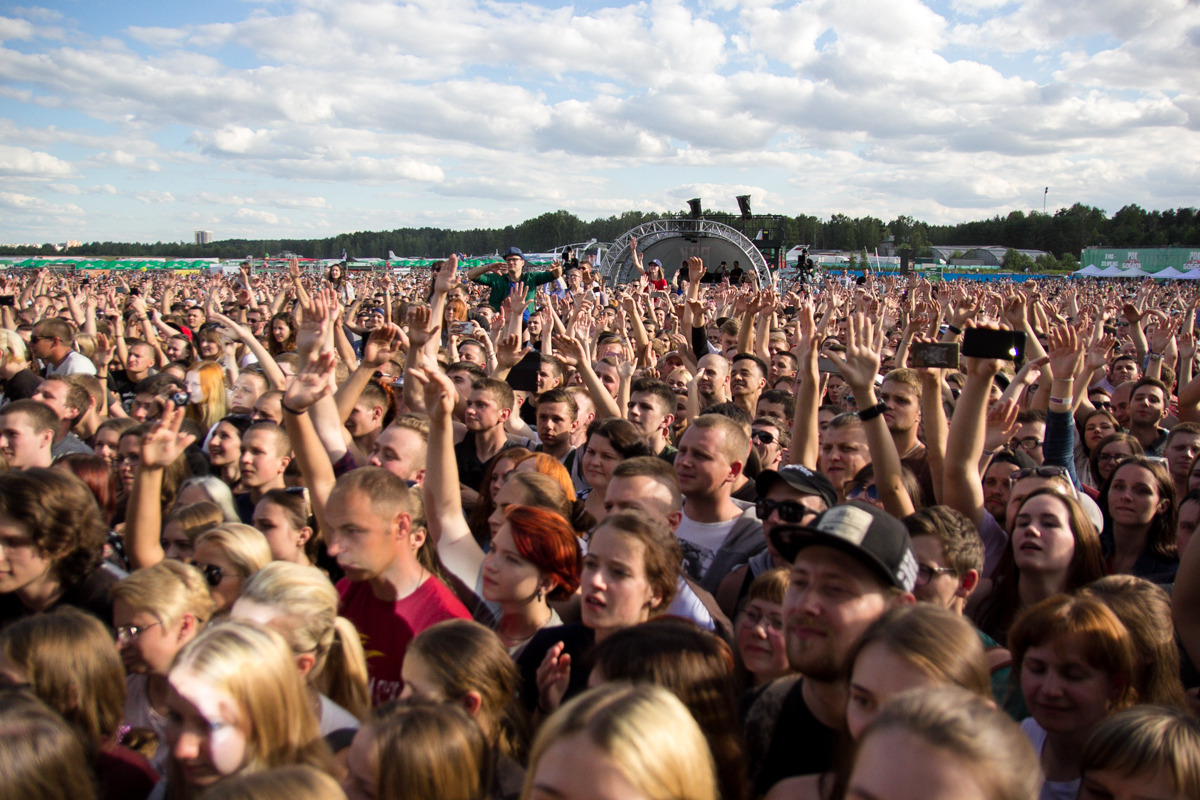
[48,349,97,376]
[1020,717,1081,800]
[674,514,737,583]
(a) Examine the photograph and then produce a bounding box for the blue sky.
[1,0,1197,248]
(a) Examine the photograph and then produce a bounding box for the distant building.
[195,230,213,246]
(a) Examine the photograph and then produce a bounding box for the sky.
[0,0,1197,248]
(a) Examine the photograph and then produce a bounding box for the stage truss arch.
[597,218,771,287]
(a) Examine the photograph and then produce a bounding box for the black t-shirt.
[516,622,595,713]
[455,431,517,492]
[0,561,123,633]
[744,677,841,796]
[1,368,42,403]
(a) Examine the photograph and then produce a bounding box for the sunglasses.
[1009,437,1043,451]
[755,498,818,524]
[751,430,777,445]
[192,561,225,587]
[846,483,881,502]
[1009,465,1070,484]
[284,485,312,520]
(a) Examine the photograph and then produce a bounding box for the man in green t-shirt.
[465,247,562,313]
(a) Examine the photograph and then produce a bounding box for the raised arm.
[124,402,195,571]
[786,303,820,470]
[208,309,287,390]
[408,366,486,587]
[281,350,339,534]
[554,333,621,420]
[944,349,1010,530]
[834,312,914,519]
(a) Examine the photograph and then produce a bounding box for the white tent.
[1152,266,1187,279]
[1099,265,1129,277]
[1073,264,1104,276]
[1180,268,1200,280]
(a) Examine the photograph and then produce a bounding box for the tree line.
[4,203,1197,261]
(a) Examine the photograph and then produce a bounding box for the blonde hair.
[0,689,98,800]
[73,333,97,359]
[111,560,216,629]
[165,500,227,545]
[238,562,370,721]
[0,607,125,750]
[0,328,29,366]
[855,686,1040,800]
[201,765,347,800]
[195,523,272,580]
[167,621,335,798]
[522,684,718,800]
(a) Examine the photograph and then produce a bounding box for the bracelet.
[857,401,888,422]
[280,401,307,416]
[946,324,963,335]
[1049,395,1071,405]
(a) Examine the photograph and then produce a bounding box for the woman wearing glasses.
[1087,433,1143,491]
[1097,456,1179,583]
[971,487,1106,643]
[112,560,216,774]
[1077,410,1122,490]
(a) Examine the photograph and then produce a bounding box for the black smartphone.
[0,295,14,307]
[910,342,960,369]
[961,328,1026,362]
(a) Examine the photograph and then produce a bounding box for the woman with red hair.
[54,453,120,527]
[484,504,581,656]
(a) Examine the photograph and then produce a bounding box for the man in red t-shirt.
[326,467,470,705]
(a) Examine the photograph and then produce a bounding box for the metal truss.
[597,218,772,286]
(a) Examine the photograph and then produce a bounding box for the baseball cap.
[504,247,525,260]
[769,501,919,592]
[648,258,662,267]
[756,465,837,510]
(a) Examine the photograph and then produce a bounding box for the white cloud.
[0,145,75,177]
[0,0,1197,243]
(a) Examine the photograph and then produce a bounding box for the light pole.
[1043,187,1048,214]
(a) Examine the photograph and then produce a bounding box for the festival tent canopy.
[1152,266,1187,279]
[1073,264,1104,276]
[1099,265,1130,277]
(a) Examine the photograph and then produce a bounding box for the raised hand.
[140,402,196,469]
[686,256,705,285]
[433,254,459,295]
[1086,335,1117,372]
[406,305,440,350]
[1046,325,1083,382]
[495,333,527,370]
[831,312,883,394]
[284,350,336,412]
[361,323,404,368]
[552,334,586,368]
[406,366,456,420]
[295,294,332,358]
[983,397,1021,453]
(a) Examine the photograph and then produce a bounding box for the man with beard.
[744,503,916,795]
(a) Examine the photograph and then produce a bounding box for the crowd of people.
[2,247,1200,800]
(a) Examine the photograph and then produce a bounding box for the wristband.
[280,401,307,416]
[946,324,963,335]
[857,401,888,422]
[1049,396,1071,406]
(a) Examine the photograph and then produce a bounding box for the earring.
[536,588,544,603]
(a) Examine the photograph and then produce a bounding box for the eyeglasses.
[116,622,162,642]
[740,608,783,633]
[751,430,777,445]
[1009,465,1070,484]
[756,498,819,525]
[1098,451,1132,464]
[846,483,881,502]
[1009,437,1043,451]
[915,563,957,587]
[192,561,225,587]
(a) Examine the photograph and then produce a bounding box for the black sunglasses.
[755,498,817,524]
[1009,465,1069,484]
[192,561,224,587]
[752,430,777,445]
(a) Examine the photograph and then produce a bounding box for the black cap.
[504,247,524,260]
[769,502,918,592]
[756,465,837,510]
